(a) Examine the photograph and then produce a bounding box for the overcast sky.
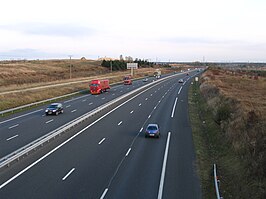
[0,0,266,62]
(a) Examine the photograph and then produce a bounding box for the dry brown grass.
[200,67,266,198]
[0,59,168,110]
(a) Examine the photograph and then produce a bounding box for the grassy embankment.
[0,59,173,112]
[189,67,266,198]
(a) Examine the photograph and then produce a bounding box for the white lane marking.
[0,109,43,125]
[139,127,143,132]
[113,89,117,91]
[154,106,157,110]
[6,134,19,141]
[89,102,93,105]
[127,88,130,90]
[130,110,134,114]
[148,115,151,118]
[125,148,131,156]
[42,114,46,117]
[64,95,87,103]
[102,97,105,100]
[95,95,99,97]
[178,86,183,95]
[145,98,148,100]
[139,103,142,106]
[8,124,19,129]
[62,168,75,181]
[157,132,171,199]
[0,79,165,190]
[66,105,71,108]
[171,97,178,118]
[159,100,161,103]
[112,94,115,96]
[45,119,54,124]
[82,99,87,102]
[120,90,123,92]
[100,188,108,199]
[183,81,186,86]
[150,94,153,96]
[71,109,77,113]
[98,138,106,145]
[118,121,122,126]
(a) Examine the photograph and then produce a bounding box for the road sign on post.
[127,63,138,76]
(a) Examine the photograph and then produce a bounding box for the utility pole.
[69,55,73,79]
[110,61,112,73]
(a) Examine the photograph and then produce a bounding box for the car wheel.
[61,110,64,114]
[56,111,59,116]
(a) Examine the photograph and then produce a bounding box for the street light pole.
[69,55,73,79]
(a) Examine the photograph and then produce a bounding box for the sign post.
[127,63,138,76]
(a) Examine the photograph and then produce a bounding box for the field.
[0,59,172,111]
[190,67,266,198]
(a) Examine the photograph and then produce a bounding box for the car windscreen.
[48,105,58,108]
[91,84,99,86]
[147,126,158,131]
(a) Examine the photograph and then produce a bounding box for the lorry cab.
[90,79,110,94]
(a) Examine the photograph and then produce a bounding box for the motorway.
[0,71,201,198]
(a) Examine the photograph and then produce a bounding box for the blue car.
[145,124,160,138]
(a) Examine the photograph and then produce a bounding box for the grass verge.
[188,80,249,199]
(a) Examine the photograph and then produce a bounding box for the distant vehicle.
[145,124,160,138]
[90,79,110,94]
[178,79,184,83]
[123,76,132,85]
[45,103,63,116]
[154,69,161,79]
[143,78,148,82]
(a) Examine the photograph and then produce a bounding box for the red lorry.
[123,76,132,85]
[90,79,110,94]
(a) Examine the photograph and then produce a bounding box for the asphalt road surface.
[0,71,202,199]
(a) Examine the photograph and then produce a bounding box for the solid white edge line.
[125,148,131,156]
[171,97,178,118]
[98,138,106,145]
[62,168,75,181]
[157,132,171,199]
[0,109,43,125]
[8,124,19,129]
[100,188,108,199]
[6,135,19,141]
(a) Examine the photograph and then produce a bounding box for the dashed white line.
[148,115,151,118]
[98,138,106,145]
[112,94,115,96]
[102,97,105,100]
[62,168,75,181]
[71,109,77,113]
[145,98,148,101]
[66,105,71,108]
[126,148,131,156]
[82,99,87,102]
[154,106,157,110]
[178,86,183,94]
[130,110,134,114]
[89,103,93,105]
[150,94,153,96]
[6,134,19,141]
[8,124,19,129]
[45,119,54,124]
[171,97,178,118]
[118,121,123,126]
[157,132,171,199]
[139,127,143,132]
[139,103,142,106]
[100,188,108,199]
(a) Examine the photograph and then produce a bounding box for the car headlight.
[45,110,48,112]
[52,110,56,112]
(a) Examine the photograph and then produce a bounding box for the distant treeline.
[101,59,154,71]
